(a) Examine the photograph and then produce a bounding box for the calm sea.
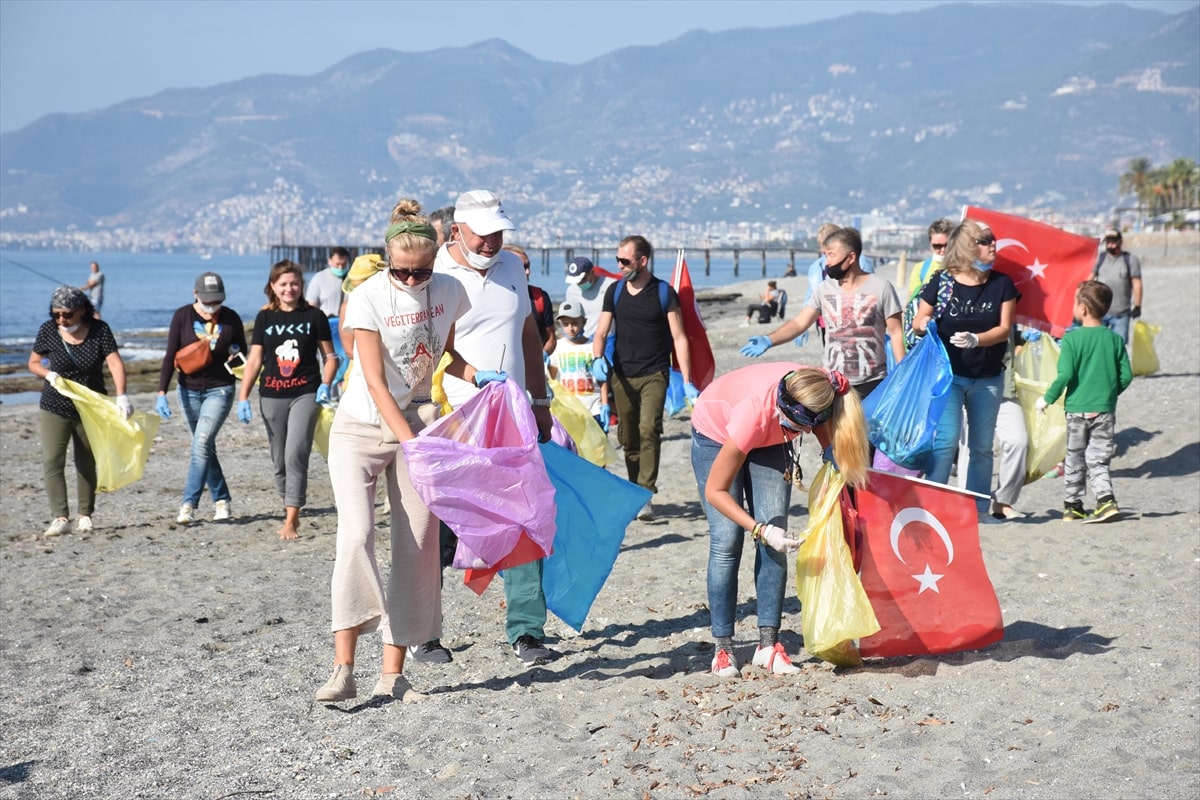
[0,247,807,378]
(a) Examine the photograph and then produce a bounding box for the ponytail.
[827,389,870,488]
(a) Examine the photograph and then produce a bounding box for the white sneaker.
[711,648,740,679]
[752,643,802,675]
[176,504,195,524]
[44,517,70,537]
[213,500,231,521]
[738,321,750,328]
[637,501,654,521]
[75,515,93,533]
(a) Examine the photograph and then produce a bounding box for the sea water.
[0,247,806,374]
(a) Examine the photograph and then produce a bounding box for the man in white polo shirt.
[434,189,556,667]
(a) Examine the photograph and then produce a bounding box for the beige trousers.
[327,407,441,647]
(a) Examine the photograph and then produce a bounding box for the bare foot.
[278,506,301,540]
[277,523,299,541]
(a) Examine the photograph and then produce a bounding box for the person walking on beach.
[742,227,904,400]
[563,256,617,341]
[1038,280,1133,523]
[911,220,1018,521]
[691,363,869,678]
[81,261,105,319]
[591,235,700,521]
[305,247,351,319]
[1091,229,1143,346]
[549,299,609,429]
[435,189,556,668]
[155,272,248,525]
[905,218,953,299]
[236,260,338,541]
[315,199,493,704]
[28,286,131,536]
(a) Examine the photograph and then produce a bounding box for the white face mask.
[198,302,222,315]
[393,277,431,295]
[458,238,499,271]
[60,322,82,334]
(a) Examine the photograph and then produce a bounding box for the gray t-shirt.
[563,275,617,340]
[1094,251,1141,316]
[305,268,345,317]
[806,273,902,385]
[87,270,105,309]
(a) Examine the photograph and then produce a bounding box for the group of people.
[29,199,1143,693]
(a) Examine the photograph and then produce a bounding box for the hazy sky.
[1,0,1196,133]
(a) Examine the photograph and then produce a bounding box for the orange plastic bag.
[794,464,880,667]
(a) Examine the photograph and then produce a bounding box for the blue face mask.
[973,259,992,273]
[331,267,350,279]
[578,279,594,292]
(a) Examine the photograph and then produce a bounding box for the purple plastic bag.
[402,381,557,569]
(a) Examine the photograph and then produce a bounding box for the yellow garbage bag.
[1014,335,1066,483]
[795,463,880,667]
[430,352,455,418]
[1132,320,1161,376]
[548,379,617,467]
[53,377,160,492]
[313,404,336,459]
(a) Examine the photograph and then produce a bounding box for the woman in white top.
[314,199,506,704]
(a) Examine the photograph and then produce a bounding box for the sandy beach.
[2,247,1198,799]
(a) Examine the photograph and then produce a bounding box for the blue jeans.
[1103,313,1131,345]
[178,384,234,507]
[691,429,792,638]
[926,374,1003,512]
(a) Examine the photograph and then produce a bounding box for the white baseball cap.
[453,190,516,236]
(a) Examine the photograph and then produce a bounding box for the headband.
[384,221,436,244]
[776,368,849,429]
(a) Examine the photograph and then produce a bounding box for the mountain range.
[1,2,1197,251]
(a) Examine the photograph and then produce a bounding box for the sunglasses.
[390,267,434,282]
[50,310,78,320]
[976,234,996,246]
[931,242,947,251]
[615,257,636,267]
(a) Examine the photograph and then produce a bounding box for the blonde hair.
[943,218,989,280]
[386,198,437,263]
[817,223,840,247]
[784,369,870,488]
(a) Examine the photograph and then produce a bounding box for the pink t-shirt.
[691,361,810,453]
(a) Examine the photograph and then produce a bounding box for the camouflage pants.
[1064,412,1116,505]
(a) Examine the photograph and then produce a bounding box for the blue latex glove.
[822,444,839,471]
[155,395,172,420]
[315,384,331,405]
[237,400,253,424]
[1021,328,1043,342]
[597,403,610,433]
[591,358,609,384]
[794,331,809,348]
[740,336,772,358]
[684,381,701,405]
[473,369,508,387]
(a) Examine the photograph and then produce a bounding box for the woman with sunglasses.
[235,260,337,541]
[315,199,502,704]
[28,286,131,536]
[691,363,869,678]
[911,219,1018,520]
[156,271,248,525]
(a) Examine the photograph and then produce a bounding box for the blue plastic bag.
[540,442,651,631]
[860,320,953,472]
[665,369,687,417]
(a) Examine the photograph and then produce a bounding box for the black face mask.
[824,254,852,280]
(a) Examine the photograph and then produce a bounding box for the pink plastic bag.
[402,381,557,569]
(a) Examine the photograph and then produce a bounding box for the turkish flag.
[965,206,1098,338]
[671,251,716,389]
[856,470,1004,657]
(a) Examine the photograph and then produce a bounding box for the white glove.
[760,524,802,554]
[45,371,60,385]
[116,394,133,419]
[949,331,980,349]
[1035,397,1048,414]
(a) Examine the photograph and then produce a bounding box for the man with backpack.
[1092,229,1143,346]
[591,235,700,520]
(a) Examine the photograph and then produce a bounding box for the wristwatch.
[528,387,554,407]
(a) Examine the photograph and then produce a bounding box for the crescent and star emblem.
[995,237,1049,284]
[889,507,954,594]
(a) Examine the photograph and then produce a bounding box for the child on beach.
[548,300,610,430]
[1037,280,1133,523]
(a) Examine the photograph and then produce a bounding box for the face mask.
[60,322,82,334]
[972,260,992,273]
[458,239,499,271]
[932,253,945,263]
[198,302,222,315]
[331,267,350,279]
[778,410,805,433]
[824,255,851,281]
[578,279,594,292]
[394,277,432,295]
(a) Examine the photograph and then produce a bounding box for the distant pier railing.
[270,244,840,279]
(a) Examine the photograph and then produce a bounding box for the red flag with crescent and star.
[671,251,716,389]
[965,206,1098,338]
[856,469,1004,657]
